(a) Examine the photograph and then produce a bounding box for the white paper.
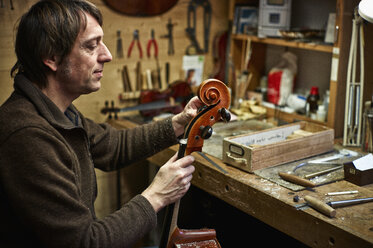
[353,153,373,171]
[182,55,204,86]
[231,124,300,146]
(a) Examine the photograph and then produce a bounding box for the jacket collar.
[14,73,82,129]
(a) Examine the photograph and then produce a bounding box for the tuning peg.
[199,125,213,139]
[219,108,231,122]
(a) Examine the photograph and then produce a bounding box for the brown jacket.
[0,74,178,248]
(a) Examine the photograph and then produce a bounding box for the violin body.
[103,0,178,16]
[210,31,228,82]
[159,78,230,248]
[168,227,221,248]
[139,80,193,117]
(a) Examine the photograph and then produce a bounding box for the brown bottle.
[306,86,320,117]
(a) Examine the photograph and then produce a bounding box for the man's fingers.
[176,155,195,168]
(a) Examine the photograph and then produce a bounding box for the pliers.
[127,29,143,58]
[147,29,158,58]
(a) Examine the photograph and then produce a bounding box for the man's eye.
[87,43,97,50]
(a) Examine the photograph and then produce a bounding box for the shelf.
[232,34,333,53]
[262,105,328,127]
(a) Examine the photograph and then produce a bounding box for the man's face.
[56,12,112,99]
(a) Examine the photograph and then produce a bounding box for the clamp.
[161,18,175,55]
[127,29,143,58]
[185,0,211,55]
[147,29,158,58]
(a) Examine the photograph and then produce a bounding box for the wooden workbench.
[110,118,373,247]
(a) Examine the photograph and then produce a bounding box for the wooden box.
[344,154,373,186]
[222,121,334,173]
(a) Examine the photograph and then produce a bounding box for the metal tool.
[147,29,158,58]
[197,151,228,174]
[293,149,358,172]
[327,197,373,208]
[127,29,143,58]
[185,0,211,55]
[304,165,343,179]
[308,149,358,165]
[160,18,175,55]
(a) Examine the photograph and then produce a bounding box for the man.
[0,0,201,247]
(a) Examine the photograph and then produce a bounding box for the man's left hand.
[171,96,203,137]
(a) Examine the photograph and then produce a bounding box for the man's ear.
[43,56,58,72]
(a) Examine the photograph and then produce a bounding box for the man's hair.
[11,0,103,88]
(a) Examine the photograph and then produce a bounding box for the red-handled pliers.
[146,29,158,58]
[128,29,143,58]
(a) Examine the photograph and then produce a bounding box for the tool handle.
[304,195,336,218]
[278,172,316,188]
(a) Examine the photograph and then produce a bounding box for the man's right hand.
[141,153,195,212]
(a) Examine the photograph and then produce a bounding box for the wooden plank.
[233,34,333,53]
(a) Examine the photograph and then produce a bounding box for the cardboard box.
[223,121,334,173]
[344,154,373,186]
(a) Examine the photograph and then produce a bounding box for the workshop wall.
[0,0,229,217]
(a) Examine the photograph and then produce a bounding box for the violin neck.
[159,141,186,248]
[159,200,180,248]
[169,199,180,238]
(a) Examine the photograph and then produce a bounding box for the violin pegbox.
[181,78,231,156]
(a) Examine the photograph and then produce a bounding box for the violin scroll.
[181,78,231,156]
[197,78,230,107]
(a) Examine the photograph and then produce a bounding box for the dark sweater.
[0,74,178,248]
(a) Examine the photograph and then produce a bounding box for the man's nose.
[99,42,112,63]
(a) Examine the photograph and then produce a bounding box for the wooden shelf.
[232,34,333,53]
[263,105,329,127]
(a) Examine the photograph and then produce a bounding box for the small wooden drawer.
[223,121,334,173]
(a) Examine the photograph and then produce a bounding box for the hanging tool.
[135,61,142,91]
[121,65,132,92]
[185,0,211,55]
[147,29,158,58]
[160,18,175,55]
[343,9,365,146]
[147,29,162,88]
[127,29,143,58]
[165,62,170,86]
[116,30,124,59]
